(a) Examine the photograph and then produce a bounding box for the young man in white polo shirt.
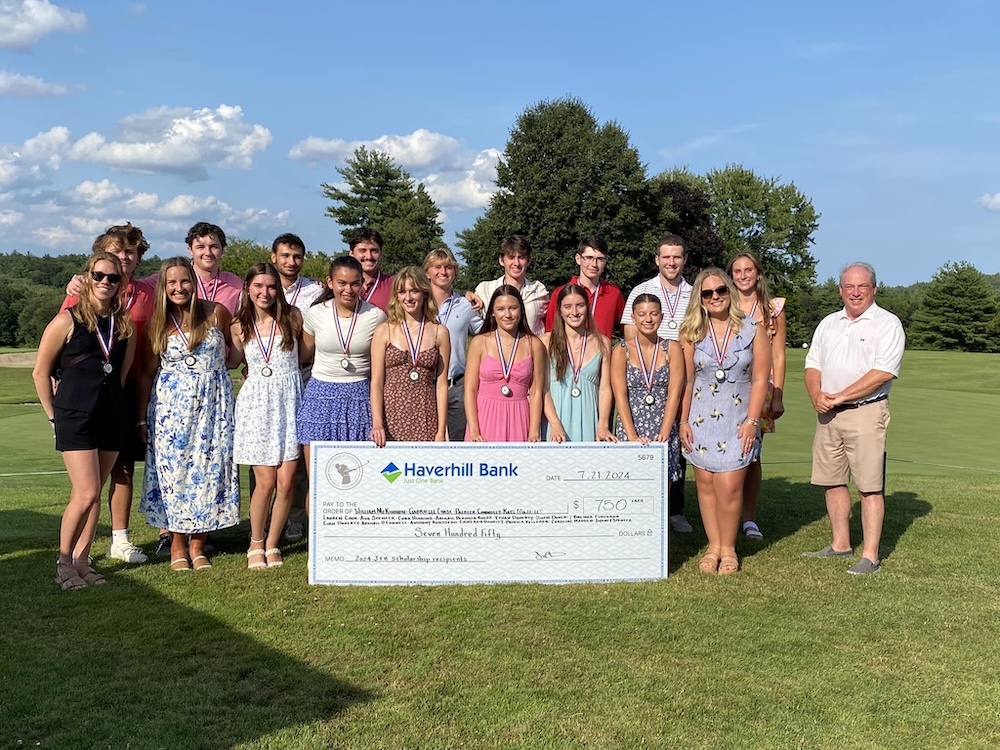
[621,234,694,534]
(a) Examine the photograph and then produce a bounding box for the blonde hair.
[75,251,135,340]
[387,266,439,324]
[148,257,212,355]
[679,267,744,343]
[423,246,458,271]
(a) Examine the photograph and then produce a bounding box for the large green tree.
[908,262,999,352]
[691,164,820,296]
[322,147,444,273]
[457,98,652,292]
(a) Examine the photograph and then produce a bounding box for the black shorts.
[54,391,124,453]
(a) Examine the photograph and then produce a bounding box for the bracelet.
[679,420,689,426]
[136,420,148,427]
[745,417,760,426]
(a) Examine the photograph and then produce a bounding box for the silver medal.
[261,366,273,378]
[667,320,678,329]
[571,386,581,398]
[409,370,419,382]
[102,361,113,375]
[341,357,350,369]
[184,355,197,367]
[644,393,656,406]
[500,384,512,397]
[715,369,726,382]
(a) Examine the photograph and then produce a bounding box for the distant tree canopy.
[322,146,444,273]
[908,262,1000,352]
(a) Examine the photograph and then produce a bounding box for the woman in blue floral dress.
[138,257,240,571]
[678,268,770,576]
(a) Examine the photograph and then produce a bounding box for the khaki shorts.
[811,400,890,493]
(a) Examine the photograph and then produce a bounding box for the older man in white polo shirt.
[803,262,905,575]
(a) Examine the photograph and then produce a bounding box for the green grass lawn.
[1,351,998,749]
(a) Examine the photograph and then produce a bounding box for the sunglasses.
[700,285,730,300]
[91,271,122,284]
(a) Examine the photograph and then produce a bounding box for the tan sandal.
[698,548,721,574]
[718,554,740,576]
[170,557,191,571]
[265,548,283,569]
[75,565,107,586]
[191,555,213,571]
[55,562,87,591]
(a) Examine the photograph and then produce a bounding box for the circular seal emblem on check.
[325,452,364,490]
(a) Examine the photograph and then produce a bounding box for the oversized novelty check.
[308,442,668,585]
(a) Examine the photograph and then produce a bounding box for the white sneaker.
[107,539,149,563]
[669,515,693,533]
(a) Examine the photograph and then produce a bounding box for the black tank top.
[52,307,128,414]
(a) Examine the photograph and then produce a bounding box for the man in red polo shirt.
[348,227,393,313]
[545,235,625,339]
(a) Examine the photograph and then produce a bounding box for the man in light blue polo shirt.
[425,247,484,440]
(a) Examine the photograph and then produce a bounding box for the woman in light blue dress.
[138,257,240,572]
[678,268,770,575]
[542,284,615,443]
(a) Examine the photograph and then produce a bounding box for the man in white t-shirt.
[621,234,694,534]
[467,234,549,336]
[803,262,905,575]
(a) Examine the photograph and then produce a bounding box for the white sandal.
[742,521,763,540]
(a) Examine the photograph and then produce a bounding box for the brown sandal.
[191,555,213,571]
[55,563,87,591]
[75,566,107,586]
[170,557,192,571]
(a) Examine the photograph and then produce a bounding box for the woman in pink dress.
[464,285,546,442]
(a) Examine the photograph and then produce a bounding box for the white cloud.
[423,148,500,210]
[0,0,87,51]
[32,225,74,246]
[126,192,158,211]
[69,178,123,205]
[289,128,466,171]
[977,193,1000,210]
[67,104,272,180]
[0,69,70,96]
[0,209,23,226]
[158,194,227,218]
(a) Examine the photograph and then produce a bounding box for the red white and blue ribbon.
[495,329,521,385]
[334,299,361,357]
[252,316,277,366]
[403,315,426,368]
[567,330,589,387]
[197,274,219,302]
[635,336,660,394]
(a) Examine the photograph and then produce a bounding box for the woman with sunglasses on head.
[542,284,615,443]
[229,263,304,570]
[138,257,240,572]
[678,269,770,575]
[726,252,786,541]
[370,267,450,446]
[33,252,136,590]
[611,294,683,480]
[465,285,546,442]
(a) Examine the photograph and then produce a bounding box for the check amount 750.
[571,497,653,515]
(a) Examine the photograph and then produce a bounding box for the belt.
[832,393,888,413]
[448,374,464,387]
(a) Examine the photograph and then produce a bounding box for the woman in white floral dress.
[138,258,240,572]
[230,263,304,570]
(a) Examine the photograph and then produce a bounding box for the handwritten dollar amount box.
[308,443,669,585]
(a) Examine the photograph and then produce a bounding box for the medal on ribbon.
[495,329,520,397]
[708,320,733,383]
[253,316,277,377]
[96,312,115,376]
[403,316,426,382]
[567,329,588,398]
[661,280,685,330]
[363,272,381,303]
[197,274,219,302]
[635,336,660,406]
[335,299,360,370]
[170,313,197,367]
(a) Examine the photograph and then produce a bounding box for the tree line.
[1,97,997,350]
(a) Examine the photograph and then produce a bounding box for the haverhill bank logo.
[381,462,403,483]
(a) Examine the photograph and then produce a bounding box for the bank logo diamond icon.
[381,462,402,483]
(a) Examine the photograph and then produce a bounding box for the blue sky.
[1,0,998,286]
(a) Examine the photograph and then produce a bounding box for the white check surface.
[309,443,668,585]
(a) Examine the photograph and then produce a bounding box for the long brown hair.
[75,251,134,340]
[480,285,532,338]
[549,284,604,381]
[726,251,773,332]
[148,257,211,355]
[236,263,295,351]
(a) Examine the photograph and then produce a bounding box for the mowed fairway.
[1,350,998,749]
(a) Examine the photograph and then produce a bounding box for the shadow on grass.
[667,476,832,574]
[0,511,370,750]
[872,490,930,560]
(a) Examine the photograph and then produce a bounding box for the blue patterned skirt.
[296,378,372,444]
